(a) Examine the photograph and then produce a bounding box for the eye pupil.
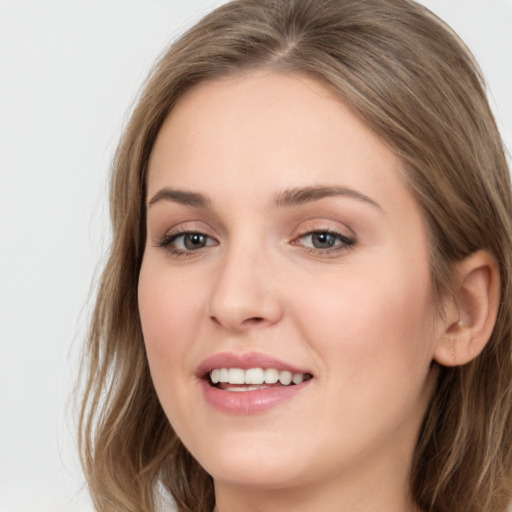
[184,233,206,250]
[312,232,336,249]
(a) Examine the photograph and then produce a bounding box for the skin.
[138,70,444,512]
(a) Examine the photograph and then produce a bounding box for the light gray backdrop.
[1,1,511,511]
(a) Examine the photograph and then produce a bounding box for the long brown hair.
[79,1,512,510]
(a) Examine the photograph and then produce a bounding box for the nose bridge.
[208,232,282,331]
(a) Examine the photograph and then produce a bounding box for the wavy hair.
[79,0,512,510]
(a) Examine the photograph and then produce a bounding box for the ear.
[434,250,500,367]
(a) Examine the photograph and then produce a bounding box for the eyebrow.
[147,184,383,212]
[273,185,383,211]
[148,187,211,208]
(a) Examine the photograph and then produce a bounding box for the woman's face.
[139,71,441,504]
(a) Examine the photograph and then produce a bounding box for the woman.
[79,0,512,511]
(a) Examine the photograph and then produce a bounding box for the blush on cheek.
[297,267,433,370]
[139,274,170,356]
[139,267,203,371]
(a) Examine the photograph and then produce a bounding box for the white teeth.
[209,367,309,386]
[292,372,304,385]
[245,368,265,385]
[227,368,245,385]
[225,385,264,392]
[278,370,292,385]
[264,368,279,384]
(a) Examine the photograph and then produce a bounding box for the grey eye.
[310,232,338,249]
[161,231,217,254]
[297,230,355,253]
[182,233,208,250]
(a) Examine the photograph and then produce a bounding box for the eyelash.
[157,228,218,258]
[157,227,356,258]
[293,228,356,255]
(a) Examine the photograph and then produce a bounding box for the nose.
[208,244,283,332]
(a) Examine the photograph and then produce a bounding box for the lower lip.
[199,379,312,414]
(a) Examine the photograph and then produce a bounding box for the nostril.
[243,317,265,325]
[210,315,221,325]
[209,314,266,330]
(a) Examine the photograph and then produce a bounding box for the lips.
[196,352,314,413]
[197,351,311,375]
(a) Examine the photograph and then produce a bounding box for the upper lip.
[196,351,312,378]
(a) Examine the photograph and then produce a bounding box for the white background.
[0,1,511,511]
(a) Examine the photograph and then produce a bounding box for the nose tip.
[208,266,283,332]
[209,294,282,331]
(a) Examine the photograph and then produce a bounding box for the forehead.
[147,71,419,224]
[151,73,387,177]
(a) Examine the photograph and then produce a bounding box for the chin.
[207,458,306,490]
[188,431,311,489]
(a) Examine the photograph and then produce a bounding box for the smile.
[197,353,314,413]
[209,367,312,390]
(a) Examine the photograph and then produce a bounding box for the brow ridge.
[147,184,382,212]
[273,185,382,210]
[148,187,211,208]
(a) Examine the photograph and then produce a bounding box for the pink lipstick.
[196,352,313,414]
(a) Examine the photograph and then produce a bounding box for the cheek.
[292,254,435,387]
[137,259,211,440]
[138,259,205,381]
[289,261,436,461]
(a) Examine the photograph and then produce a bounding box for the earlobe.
[434,250,500,367]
